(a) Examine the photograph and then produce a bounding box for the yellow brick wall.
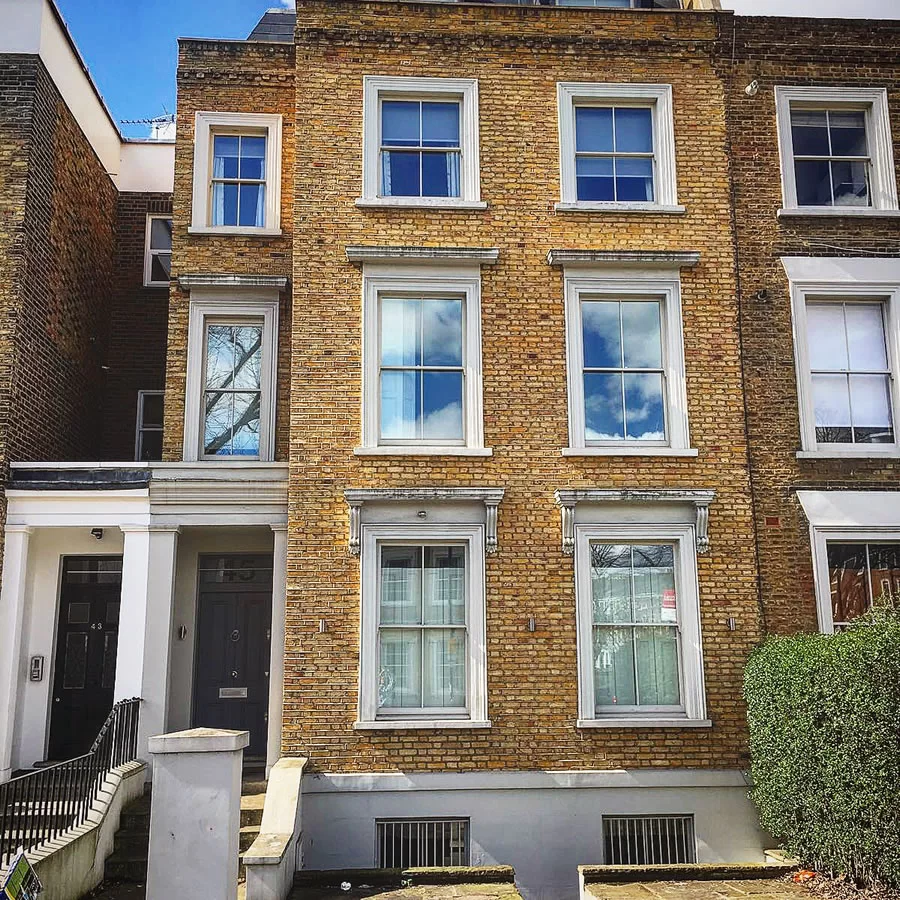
[281,1,760,773]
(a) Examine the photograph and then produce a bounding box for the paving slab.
[291,885,523,900]
[586,880,808,900]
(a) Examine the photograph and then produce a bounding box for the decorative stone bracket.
[553,489,715,556]
[344,487,506,556]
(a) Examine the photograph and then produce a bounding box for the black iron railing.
[0,698,141,868]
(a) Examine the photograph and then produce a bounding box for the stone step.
[105,851,148,883]
[240,793,265,828]
[240,824,261,853]
[113,830,150,857]
[241,779,268,797]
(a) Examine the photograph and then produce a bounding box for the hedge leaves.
[744,608,900,887]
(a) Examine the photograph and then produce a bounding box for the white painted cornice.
[345,246,500,265]
[177,274,289,290]
[547,250,701,268]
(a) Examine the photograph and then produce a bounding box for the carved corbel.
[348,500,362,557]
[484,498,500,555]
[554,493,577,556]
[695,500,711,555]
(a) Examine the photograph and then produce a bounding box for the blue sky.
[56,0,286,138]
[56,0,900,139]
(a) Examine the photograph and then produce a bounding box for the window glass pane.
[794,159,832,206]
[204,393,233,455]
[422,151,460,198]
[828,543,870,623]
[379,630,422,707]
[615,157,654,202]
[422,299,463,367]
[845,304,887,371]
[381,370,419,440]
[139,429,163,462]
[141,393,164,427]
[422,629,466,708]
[791,109,829,156]
[614,107,653,154]
[831,159,869,207]
[381,547,422,625]
[422,371,464,440]
[621,302,662,369]
[422,102,460,148]
[382,100,420,147]
[624,373,665,441]
[867,544,900,606]
[150,253,171,283]
[423,546,466,625]
[230,393,261,456]
[828,112,868,156]
[381,298,421,367]
[211,182,238,226]
[807,303,848,370]
[591,544,633,624]
[238,183,265,227]
[582,300,621,369]
[575,107,614,153]
[239,135,266,180]
[631,545,676,623]
[213,135,240,179]
[206,325,237,389]
[850,374,893,443]
[149,217,172,250]
[576,156,614,201]
[67,602,91,624]
[593,626,636,707]
[584,372,624,441]
[635,626,680,706]
[381,150,420,196]
[231,326,263,390]
[812,373,852,443]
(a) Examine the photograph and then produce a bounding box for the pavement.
[290,885,523,900]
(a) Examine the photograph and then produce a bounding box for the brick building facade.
[723,15,900,637]
[1,1,899,899]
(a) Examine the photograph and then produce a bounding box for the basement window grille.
[376,818,469,869]
[602,815,696,865]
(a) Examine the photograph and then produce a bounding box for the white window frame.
[189,111,283,235]
[356,524,489,729]
[556,83,682,214]
[143,214,172,287]
[135,390,164,461]
[775,87,899,217]
[786,259,900,459]
[575,523,707,728]
[357,265,488,456]
[811,526,900,634]
[358,76,485,210]
[182,293,279,462]
[562,268,694,456]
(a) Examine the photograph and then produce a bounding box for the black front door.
[48,557,123,761]
[192,554,272,759]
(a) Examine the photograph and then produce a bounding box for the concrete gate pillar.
[147,727,248,900]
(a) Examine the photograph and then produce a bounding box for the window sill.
[354,446,493,457]
[355,197,488,211]
[354,719,491,730]
[144,281,169,288]
[562,447,698,458]
[777,207,900,219]
[187,226,283,237]
[797,449,900,460]
[555,202,686,215]
[577,718,712,729]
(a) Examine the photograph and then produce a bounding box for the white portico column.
[266,524,287,774]
[0,526,34,782]
[117,525,180,757]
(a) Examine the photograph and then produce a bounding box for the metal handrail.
[0,698,141,868]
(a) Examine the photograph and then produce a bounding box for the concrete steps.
[104,793,150,883]
[238,775,268,881]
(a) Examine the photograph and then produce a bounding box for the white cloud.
[720,0,900,17]
[279,0,296,8]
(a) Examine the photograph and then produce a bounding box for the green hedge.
[744,607,900,886]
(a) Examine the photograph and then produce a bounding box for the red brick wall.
[723,15,900,635]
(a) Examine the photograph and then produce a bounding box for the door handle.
[231,670,238,679]
[54,697,60,703]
